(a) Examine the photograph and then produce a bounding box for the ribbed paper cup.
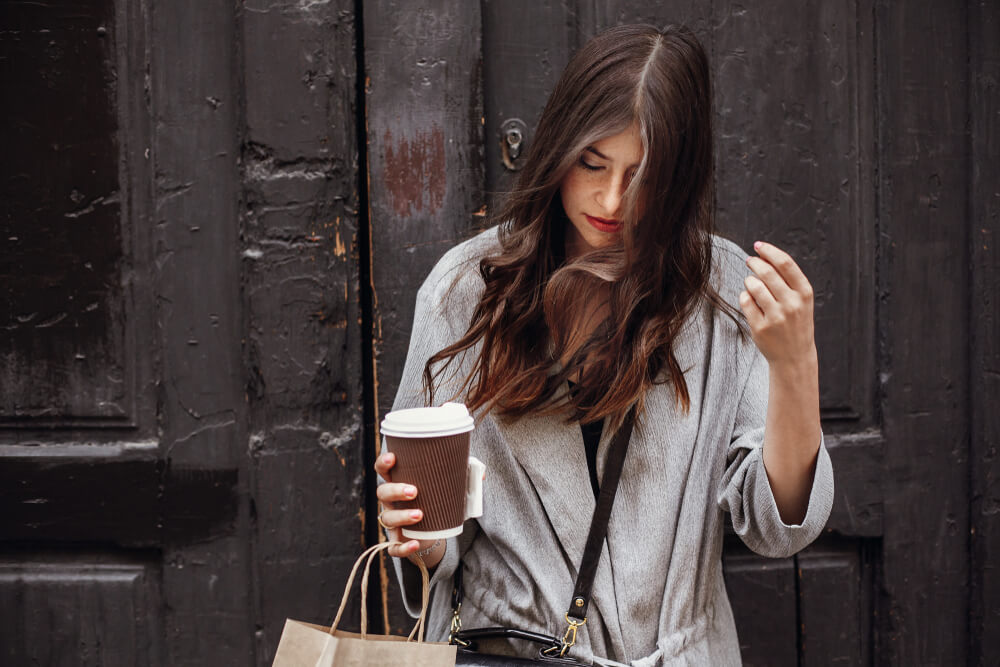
[381,403,476,539]
[386,431,470,537]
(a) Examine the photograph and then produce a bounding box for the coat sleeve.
[383,246,482,618]
[716,347,835,558]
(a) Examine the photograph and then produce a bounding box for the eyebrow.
[585,146,641,169]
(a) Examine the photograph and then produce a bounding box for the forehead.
[589,122,643,166]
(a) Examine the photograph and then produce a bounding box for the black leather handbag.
[450,407,637,665]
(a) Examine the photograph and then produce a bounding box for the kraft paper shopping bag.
[272,542,456,666]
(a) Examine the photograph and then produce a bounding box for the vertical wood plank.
[151,0,251,664]
[364,0,484,633]
[481,0,574,196]
[969,0,1000,663]
[723,549,798,667]
[241,1,364,663]
[876,1,970,663]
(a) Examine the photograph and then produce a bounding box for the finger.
[744,275,777,313]
[376,482,418,503]
[387,540,421,558]
[746,256,793,302]
[373,452,395,480]
[753,241,811,294]
[379,508,424,529]
[739,289,764,326]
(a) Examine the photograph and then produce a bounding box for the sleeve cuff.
[391,535,461,619]
[728,435,835,558]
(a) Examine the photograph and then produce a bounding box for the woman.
[375,23,833,665]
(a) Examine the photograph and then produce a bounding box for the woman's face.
[559,122,643,260]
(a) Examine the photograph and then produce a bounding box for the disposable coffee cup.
[381,402,484,539]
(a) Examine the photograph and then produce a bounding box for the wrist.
[767,347,818,379]
[415,539,442,557]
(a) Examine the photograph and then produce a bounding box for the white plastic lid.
[380,402,474,438]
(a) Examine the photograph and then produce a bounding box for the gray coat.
[387,227,834,666]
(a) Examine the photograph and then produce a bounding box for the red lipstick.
[585,215,623,233]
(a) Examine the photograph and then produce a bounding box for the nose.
[597,175,627,217]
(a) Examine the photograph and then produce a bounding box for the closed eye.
[578,157,601,171]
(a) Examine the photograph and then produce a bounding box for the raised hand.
[739,241,817,369]
[739,240,821,525]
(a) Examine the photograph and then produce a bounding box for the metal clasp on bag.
[541,613,587,657]
[448,602,471,647]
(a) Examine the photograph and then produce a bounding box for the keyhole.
[505,128,522,158]
[500,118,528,171]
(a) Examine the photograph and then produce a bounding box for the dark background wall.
[0,1,996,665]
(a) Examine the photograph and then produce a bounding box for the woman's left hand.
[739,241,816,368]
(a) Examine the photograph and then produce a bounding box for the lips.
[584,214,623,233]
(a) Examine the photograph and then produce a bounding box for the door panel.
[722,549,798,667]
[0,559,162,667]
[0,0,130,424]
[798,544,876,666]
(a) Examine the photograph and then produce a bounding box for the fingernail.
[404,486,416,498]
[754,241,762,250]
[410,510,422,520]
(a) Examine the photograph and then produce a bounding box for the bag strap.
[451,405,637,654]
[567,404,636,621]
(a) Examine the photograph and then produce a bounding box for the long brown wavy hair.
[425,24,741,432]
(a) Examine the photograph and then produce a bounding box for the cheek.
[560,173,585,208]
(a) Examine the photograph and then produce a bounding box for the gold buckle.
[541,613,587,657]
[448,604,470,647]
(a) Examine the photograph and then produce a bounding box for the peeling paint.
[318,413,361,452]
[248,433,265,455]
[382,126,446,216]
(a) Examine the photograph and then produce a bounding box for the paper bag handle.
[327,541,431,643]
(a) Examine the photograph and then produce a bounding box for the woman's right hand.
[375,452,445,563]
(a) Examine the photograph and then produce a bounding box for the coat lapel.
[498,402,595,575]
[497,398,628,658]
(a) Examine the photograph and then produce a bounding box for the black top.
[580,418,604,499]
[568,381,605,499]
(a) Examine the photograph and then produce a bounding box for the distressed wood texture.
[970,0,1000,663]
[151,0,251,664]
[0,0,130,424]
[241,0,365,663]
[722,548,798,667]
[0,559,162,667]
[876,1,970,663]
[363,0,484,632]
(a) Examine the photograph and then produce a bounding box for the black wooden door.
[1,1,366,665]
[365,1,998,665]
[1,1,255,664]
[2,1,997,665]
